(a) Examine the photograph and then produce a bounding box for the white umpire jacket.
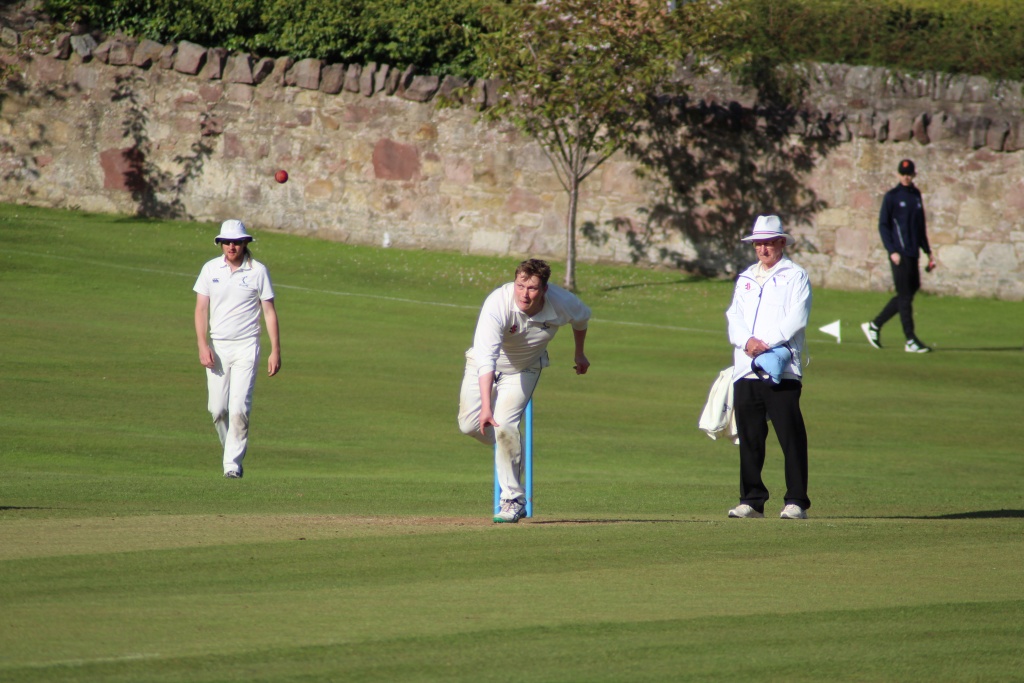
[725,257,812,383]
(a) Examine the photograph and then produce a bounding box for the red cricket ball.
[274,169,289,183]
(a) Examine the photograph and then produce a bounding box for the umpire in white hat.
[724,215,812,520]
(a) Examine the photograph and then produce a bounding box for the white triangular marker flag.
[819,320,841,343]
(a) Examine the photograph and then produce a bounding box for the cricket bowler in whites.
[459,259,591,523]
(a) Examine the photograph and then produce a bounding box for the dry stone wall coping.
[1,17,1022,300]
[33,23,1023,152]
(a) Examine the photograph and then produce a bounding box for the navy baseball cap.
[898,159,916,175]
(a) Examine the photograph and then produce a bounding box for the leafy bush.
[721,0,1024,82]
[40,0,1024,81]
[41,0,495,76]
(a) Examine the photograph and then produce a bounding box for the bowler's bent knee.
[458,415,494,445]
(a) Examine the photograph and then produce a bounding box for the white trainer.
[780,504,808,519]
[728,504,764,518]
[861,322,881,349]
[493,498,526,523]
[905,338,932,353]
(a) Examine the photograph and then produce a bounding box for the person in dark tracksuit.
[861,159,937,353]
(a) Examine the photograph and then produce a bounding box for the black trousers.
[874,256,920,340]
[734,379,810,512]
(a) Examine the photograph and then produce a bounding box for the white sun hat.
[214,219,254,244]
[740,215,794,246]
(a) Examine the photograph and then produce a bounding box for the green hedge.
[41,0,1024,82]
[41,0,496,76]
[722,0,1024,82]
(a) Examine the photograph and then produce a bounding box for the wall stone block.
[384,67,401,96]
[372,139,420,181]
[71,63,98,90]
[1003,120,1024,152]
[851,112,876,138]
[926,111,957,142]
[977,242,1019,276]
[290,58,322,90]
[28,52,64,83]
[344,63,362,93]
[200,47,227,80]
[99,147,139,190]
[252,57,274,85]
[320,63,345,95]
[69,33,96,60]
[157,43,176,69]
[469,229,513,255]
[266,56,292,87]
[225,53,254,85]
[911,113,930,144]
[873,116,889,142]
[132,39,163,69]
[965,75,993,103]
[437,75,468,103]
[401,75,440,103]
[359,62,377,97]
[969,117,991,149]
[834,225,874,259]
[374,65,390,95]
[889,114,913,141]
[173,41,206,75]
[53,32,71,60]
[986,120,1010,151]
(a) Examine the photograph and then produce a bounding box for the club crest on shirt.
[508,323,519,335]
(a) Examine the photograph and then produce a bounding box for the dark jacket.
[878,183,930,258]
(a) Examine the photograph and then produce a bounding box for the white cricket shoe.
[493,498,526,523]
[780,504,808,519]
[728,504,764,518]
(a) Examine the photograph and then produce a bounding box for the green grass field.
[1,204,1022,682]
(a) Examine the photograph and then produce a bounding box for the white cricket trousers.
[458,350,541,503]
[206,336,260,475]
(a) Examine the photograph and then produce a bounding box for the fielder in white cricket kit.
[193,219,282,478]
[459,259,591,523]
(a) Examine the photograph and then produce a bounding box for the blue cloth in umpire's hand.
[752,346,792,384]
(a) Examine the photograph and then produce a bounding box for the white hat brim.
[742,233,794,246]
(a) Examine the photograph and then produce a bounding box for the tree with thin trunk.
[476,0,721,290]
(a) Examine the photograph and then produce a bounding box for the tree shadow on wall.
[592,94,840,276]
[1,57,68,188]
[111,73,217,219]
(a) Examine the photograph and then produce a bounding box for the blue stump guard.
[494,398,533,517]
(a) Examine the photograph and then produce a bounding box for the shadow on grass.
[842,509,1024,520]
[529,518,701,525]
[600,276,711,292]
[0,506,53,511]
[932,347,1023,353]
[921,509,1024,520]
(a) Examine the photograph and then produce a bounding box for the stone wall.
[1,26,1022,300]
